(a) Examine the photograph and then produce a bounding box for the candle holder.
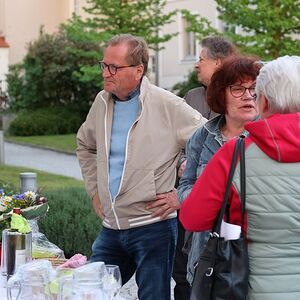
[1,229,32,280]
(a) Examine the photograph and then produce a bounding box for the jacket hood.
[245,113,300,163]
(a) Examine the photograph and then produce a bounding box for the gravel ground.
[120,276,175,299]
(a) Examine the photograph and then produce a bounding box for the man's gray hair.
[107,34,149,75]
[201,36,236,60]
[255,55,300,114]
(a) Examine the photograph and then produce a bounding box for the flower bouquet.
[0,189,66,260]
[0,189,49,232]
[0,189,49,275]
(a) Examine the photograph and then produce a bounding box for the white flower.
[1,196,12,205]
[0,204,7,212]
[24,191,37,200]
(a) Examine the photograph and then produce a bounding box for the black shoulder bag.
[190,137,249,300]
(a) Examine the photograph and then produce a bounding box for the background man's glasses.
[99,61,136,75]
[229,85,256,98]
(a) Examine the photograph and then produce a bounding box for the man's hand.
[146,190,180,220]
[178,160,187,178]
[92,192,105,220]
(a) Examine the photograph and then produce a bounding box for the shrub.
[38,187,101,259]
[0,181,17,195]
[6,29,101,116]
[9,107,83,136]
[172,70,200,97]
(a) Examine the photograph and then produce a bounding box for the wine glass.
[103,264,122,300]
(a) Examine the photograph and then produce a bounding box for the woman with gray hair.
[179,55,300,298]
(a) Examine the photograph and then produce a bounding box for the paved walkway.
[3,141,175,299]
[4,141,83,180]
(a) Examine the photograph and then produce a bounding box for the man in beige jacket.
[76,34,206,300]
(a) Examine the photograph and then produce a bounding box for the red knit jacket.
[179,113,300,233]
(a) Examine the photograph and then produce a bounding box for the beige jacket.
[77,76,206,229]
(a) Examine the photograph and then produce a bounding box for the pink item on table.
[59,254,87,268]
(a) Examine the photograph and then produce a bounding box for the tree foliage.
[216,0,300,59]
[172,70,200,97]
[182,0,300,60]
[181,9,219,43]
[61,0,178,88]
[70,0,178,51]
[7,0,178,117]
[172,0,300,93]
[7,28,101,115]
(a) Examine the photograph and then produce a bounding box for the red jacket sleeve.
[179,138,250,232]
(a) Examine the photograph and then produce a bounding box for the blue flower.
[13,193,26,200]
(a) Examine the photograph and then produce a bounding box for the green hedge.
[39,187,101,259]
[9,107,84,136]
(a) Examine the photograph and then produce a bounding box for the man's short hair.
[201,36,236,60]
[107,34,149,75]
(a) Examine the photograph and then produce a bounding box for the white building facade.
[158,0,222,89]
[0,0,220,91]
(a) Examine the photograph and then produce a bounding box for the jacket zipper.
[101,94,144,229]
[112,99,143,228]
[100,95,120,228]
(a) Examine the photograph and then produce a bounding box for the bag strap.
[201,138,246,281]
[239,137,246,238]
[213,137,245,234]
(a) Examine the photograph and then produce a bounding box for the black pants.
[172,216,190,300]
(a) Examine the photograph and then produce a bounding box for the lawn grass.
[0,165,84,192]
[5,134,76,153]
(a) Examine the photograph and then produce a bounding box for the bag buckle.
[205,267,213,277]
[209,232,219,238]
[212,232,220,238]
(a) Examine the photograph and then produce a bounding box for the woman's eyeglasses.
[229,85,256,98]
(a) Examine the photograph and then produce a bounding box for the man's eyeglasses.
[229,85,256,98]
[99,61,136,75]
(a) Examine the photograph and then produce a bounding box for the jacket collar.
[205,115,249,145]
[111,83,141,102]
[101,76,149,104]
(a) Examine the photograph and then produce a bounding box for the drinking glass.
[103,265,122,300]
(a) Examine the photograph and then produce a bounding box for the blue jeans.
[91,218,178,300]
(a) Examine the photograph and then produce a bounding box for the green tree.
[216,0,300,59]
[182,0,300,60]
[62,0,178,87]
[8,0,177,117]
[173,0,300,93]
[184,0,300,60]
[7,28,101,115]
[181,9,219,43]
[67,0,177,50]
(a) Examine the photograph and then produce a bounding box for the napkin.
[59,253,87,268]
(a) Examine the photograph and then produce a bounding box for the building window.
[73,0,80,15]
[151,55,156,74]
[223,23,237,34]
[182,18,196,60]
